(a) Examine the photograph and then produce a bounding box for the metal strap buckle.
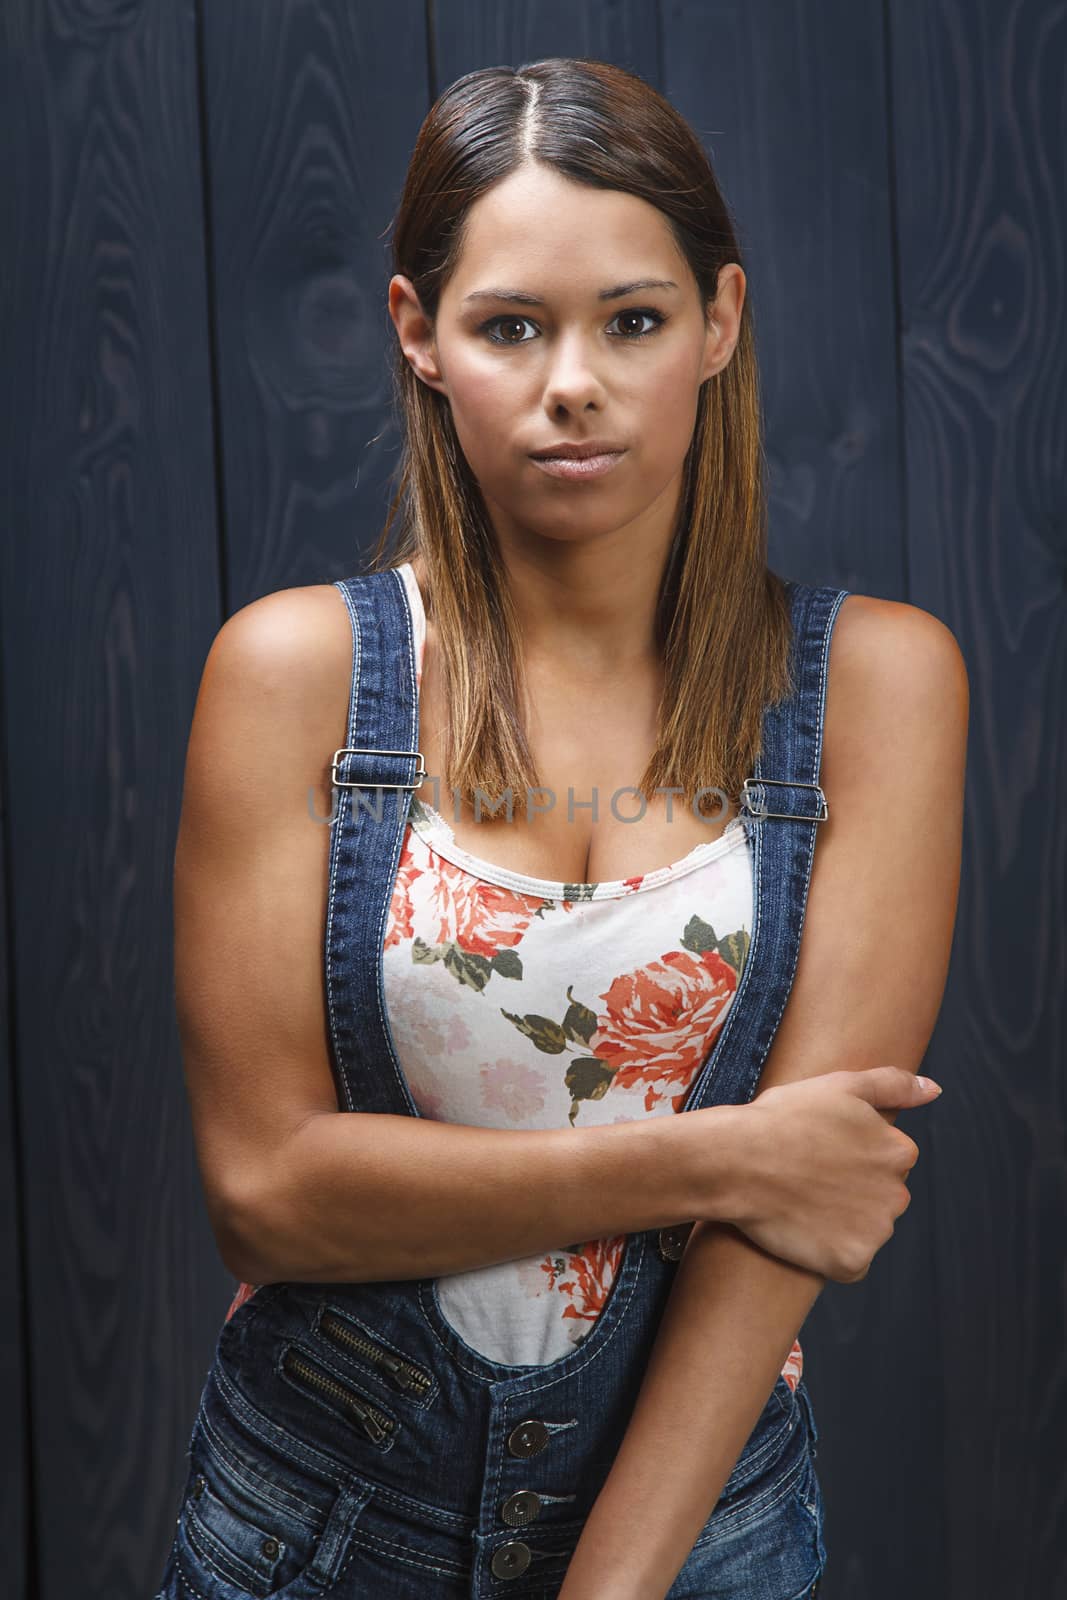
[330,746,427,791]
[740,777,829,822]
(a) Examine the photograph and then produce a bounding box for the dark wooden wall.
[1,2,1062,1596]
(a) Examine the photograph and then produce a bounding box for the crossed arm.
[558,596,970,1598]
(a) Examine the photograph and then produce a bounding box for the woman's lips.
[529,450,627,481]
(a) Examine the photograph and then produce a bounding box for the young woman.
[156,58,966,1600]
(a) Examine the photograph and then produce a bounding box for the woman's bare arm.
[557,594,969,1600]
[174,584,741,1283]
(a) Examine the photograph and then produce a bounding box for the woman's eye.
[609,309,665,339]
[479,308,666,346]
[483,316,538,345]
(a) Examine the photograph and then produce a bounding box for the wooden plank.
[200,0,431,604]
[0,1,226,1593]
[0,782,28,1600]
[884,1,1067,1596]
[665,0,906,597]
[433,0,661,91]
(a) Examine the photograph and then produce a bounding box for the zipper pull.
[379,1350,430,1394]
[349,1395,391,1445]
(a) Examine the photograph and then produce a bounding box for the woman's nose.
[539,331,606,410]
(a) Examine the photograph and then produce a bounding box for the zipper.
[318,1309,433,1399]
[281,1347,396,1446]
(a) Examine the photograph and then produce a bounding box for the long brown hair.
[365,57,794,818]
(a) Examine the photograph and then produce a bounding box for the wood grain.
[2,0,232,1594]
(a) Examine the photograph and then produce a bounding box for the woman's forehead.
[446,176,689,304]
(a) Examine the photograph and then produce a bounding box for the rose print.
[480,1056,549,1122]
[383,833,422,951]
[596,947,740,1112]
[398,986,474,1062]
[781,1338,804,1391]
[392,829,571,989]
[537,1236,626,1334]
[425,811,576,955]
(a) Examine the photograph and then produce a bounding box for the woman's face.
[390,162,744,551]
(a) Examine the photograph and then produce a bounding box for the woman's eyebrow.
[461,278,680,307]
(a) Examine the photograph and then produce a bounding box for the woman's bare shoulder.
[206,581,352,706]
[180,582,354,831]
[825,592,970,764]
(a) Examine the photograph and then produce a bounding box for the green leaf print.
[680,914,749,975]
[500,1010,569,1053]
[718,927,750,973]
[490,949,523,980]
[443,945,493,991]
[680,914,719,955]
[414,936,523,987]
[564,1057,616,1125]
[502,988,611,1123]
[561,986,598,1046]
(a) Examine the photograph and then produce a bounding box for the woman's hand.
[681,1065,941,1282]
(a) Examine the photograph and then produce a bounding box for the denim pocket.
[173,1401,371,1598]
[715,1375,797,1503]
[786,1447,828,1596]
[668,1440,823,1600]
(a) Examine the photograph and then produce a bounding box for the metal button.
[506,1419,549,1458]
[192,1475,206,1500]
[501,1488,542,1526]
[658,1223,693,1262]
[261,1536,280,1560]
[491,1541,532,1579]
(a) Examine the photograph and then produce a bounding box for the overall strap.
[686,577,850,1111]
[324,567,425,1116]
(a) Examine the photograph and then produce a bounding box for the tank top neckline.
[395,561,749,903]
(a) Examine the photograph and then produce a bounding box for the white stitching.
[738,584,850,1100]
[325,579,361,1113]
[197,1403,325,1523]
[370,568,423,1114]
[691,1444,808,1546]
[344,1523,469,1578]
[211,1361,348,1488]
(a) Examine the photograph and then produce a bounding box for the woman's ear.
[700,263,746,383]
[388,274,449,396]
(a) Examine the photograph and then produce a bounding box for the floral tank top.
[225,562,803,1393]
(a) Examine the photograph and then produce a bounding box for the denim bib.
[158,568,848,1600]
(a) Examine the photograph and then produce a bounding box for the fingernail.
[916,1076,943,1095]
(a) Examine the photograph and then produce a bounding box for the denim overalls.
[156,568,848,1600]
